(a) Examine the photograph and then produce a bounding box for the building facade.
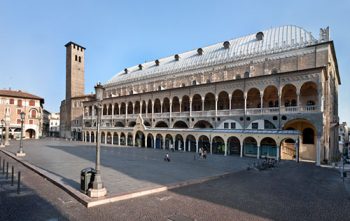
[49,112,60,137]
[82,25,341,165]
[60,42,94,140]
[0,89,44,140]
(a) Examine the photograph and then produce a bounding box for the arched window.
[31,109,37,118]
[192,80,197,85]
[307,100,315,106]
[303,128,314,144]
[244,72,250,78]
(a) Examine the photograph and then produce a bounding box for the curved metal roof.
[106,25,317,86]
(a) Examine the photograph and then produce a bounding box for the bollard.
[6,162,8,179]
[17,171,21,194]
[11,166,14,186]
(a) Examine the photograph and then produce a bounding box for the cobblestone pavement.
[1,148,350,221]
[4,138,254,196]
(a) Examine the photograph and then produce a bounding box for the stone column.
[179,100,182,113]
[133,103,135,115]
[215,96,218,116]
[118,134,120,146]
[90,132,92,143]
[196,139,199,153]
[260,91,263,113]
[202,98,205,112]
[276,144,280,160]
[145,101,148,118]
[244,93,247,115]
[111,134,114,145]
[297,92,300,108]
[316,135,321,166]
[111,105,114,117]
[224,141,228,156]
[257,145,260,159]
[240,144,243,158]
[125,103,128,119]
[190,98,193,117]
[118,105,121,116]
[210,141,213,154]
[229,94,232,112]
[187,140,190,152]
[163,136,166,150]
[169,101,172,124]
[161,101,163,114]
[154,136,157,149]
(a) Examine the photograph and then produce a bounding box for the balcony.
[83,105,320,121]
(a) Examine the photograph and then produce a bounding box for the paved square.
[4,138,254,196]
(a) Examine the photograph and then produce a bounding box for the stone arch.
[194,120,213,129]
[127,102,133,114]
[115,121,125,127]
[173,120,189,128]
[91,131,95,143]
[114,103,119,115]
[108,104,112,115]
[106,132,112,144]
[155,121,168,128]
[128,121,136,127]
[260,137,277,158]
[141,101,147,114]
[147,134,154,148]
[163,98,170,113]
[280,137,296,160]
[156,134,163,149]
[282,84,297,107]
[127,133,133,146]
[231,90,244,109]
[103,104,107,115]
[135,101,141,114]
[175,134,184,151]
[113,132,118,145]
[192,94,202,111]
[300,81,318,106]
[120,102,126,114]
[120,132,126,145]
[135,131,145,147]
[86,131,90,142]
[147,99,152,113]
[227,136,241,155]
[212,136,225,154]
[154,99,161,113]
[218,91,229,110]
[172,96,180,112]
[25,129,36,139]
[186,135,196,152]
[247,88,261,108]
[101,132,106,144]
[243,137,258,157]
[204,93,215,111]
[263,85,279,108]
[182,95,190,112]
[165,134,173,149]
[283,118,316,161]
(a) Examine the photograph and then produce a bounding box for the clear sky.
[0,0,349,122]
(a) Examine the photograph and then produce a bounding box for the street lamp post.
[0,119,4,147]
[88,82,107,197]
[16,112,26,157]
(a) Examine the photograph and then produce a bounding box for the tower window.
[79,56,81,63]
[75,55,77,61]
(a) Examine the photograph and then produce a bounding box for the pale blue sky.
[0,0,349,122]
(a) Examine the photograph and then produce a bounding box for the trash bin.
[80,167,96,194]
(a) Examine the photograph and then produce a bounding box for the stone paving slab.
[2,138,254,207]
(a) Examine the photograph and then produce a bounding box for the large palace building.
[82,25,340,165]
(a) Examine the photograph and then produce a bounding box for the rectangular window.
[17,109,21,114]
[224,123,229,129]
[17,99,22,107]
[17,119,21,124]
[252,123,259,129]
[9,99,14,104]
[231,123,236,129]
[29,120,33,124]
[29,100,35,106]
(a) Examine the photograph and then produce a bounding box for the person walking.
[164,153,170,162]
